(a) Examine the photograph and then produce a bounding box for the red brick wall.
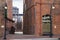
[0,0,5,36]
[52,4,60,34]
[24,0,60,36]
[7,0,13,28]
[0,0,13,36]
[7,0,12,19]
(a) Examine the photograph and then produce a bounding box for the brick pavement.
[9,38,58,40]
[0,34,60,40]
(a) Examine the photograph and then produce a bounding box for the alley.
[0,0,60,40]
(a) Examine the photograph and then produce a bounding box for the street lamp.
[52,6,55,9]
[1,25,4,28]
[50,4,55,37]
[3,3,7,40]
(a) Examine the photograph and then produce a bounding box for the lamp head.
[52,6,55,9]
[4,3,7,9]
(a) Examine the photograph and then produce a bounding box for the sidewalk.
[0,34,59,40]
[9,38,58,40]
[0,31,60,40]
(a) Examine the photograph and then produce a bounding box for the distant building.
[13,7,19,14]
[12,7,23,31]
[12,7,23,22]
[12,7,19,23]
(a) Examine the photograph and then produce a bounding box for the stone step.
[14,32,23,34]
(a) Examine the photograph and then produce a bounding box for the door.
[42,14,50,35]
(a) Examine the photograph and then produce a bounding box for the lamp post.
[3,3,7,40]
[50,3,55,38]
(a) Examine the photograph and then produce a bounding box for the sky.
[13,0,23,14]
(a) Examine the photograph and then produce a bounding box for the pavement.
[0,34,59,40]
[0,32,59,40]
[9,38,58,40]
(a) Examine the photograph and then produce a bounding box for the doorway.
[42,14,50,35]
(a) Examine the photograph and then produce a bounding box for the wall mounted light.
[54,25,56,29]
[1,25,4,28]
[52,6,55,9]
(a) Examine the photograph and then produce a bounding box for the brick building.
[0,0,13,36]
[23,0,60,36]
[0,0,5,36]
[7,0,13,28]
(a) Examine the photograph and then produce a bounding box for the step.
[14,32,23,34]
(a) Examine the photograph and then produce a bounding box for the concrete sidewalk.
[0,34,60,40]
[9,38,58,40]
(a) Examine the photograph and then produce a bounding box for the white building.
[12,7,22,23]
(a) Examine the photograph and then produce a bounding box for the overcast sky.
[13,0,23,14]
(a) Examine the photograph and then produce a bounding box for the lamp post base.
[3,38,6,40]
[49,33,53,38]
